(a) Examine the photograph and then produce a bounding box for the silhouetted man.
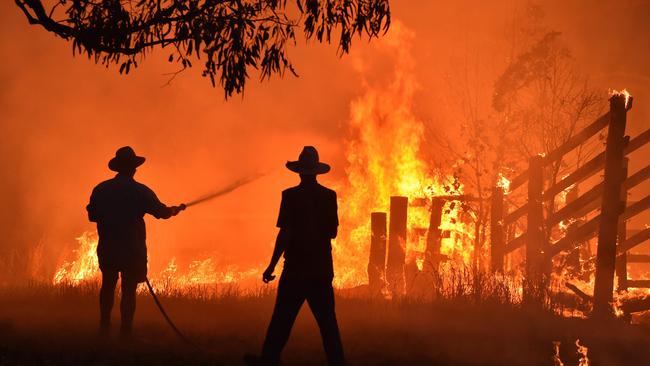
[86,146,185,336]
[246,146,345,366]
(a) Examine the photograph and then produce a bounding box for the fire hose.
[143,172,266,347]
[145,278,199,348]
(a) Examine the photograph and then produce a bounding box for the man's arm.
[263,228,290,283]
[144,187,185,219]
[264,190,290,283]
[86,188,98,222]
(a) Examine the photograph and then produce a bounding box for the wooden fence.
[489,93,650,315]
[365,93,649,317]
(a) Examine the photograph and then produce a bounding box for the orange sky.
[1,0,649,280]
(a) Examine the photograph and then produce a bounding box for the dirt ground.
[1,284,649,366]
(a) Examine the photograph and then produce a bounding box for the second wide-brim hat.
[286,146,330,175]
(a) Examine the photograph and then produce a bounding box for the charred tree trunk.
[593,95,629,318]
[368,212,387,295]
[490,187,505,273]
[387,196,408,297]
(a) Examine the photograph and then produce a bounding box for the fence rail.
[490,93,650,316]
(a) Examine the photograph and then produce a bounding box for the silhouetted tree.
[435,3,602,272]
[15,0,390,97]
[493,30,603,279]
[493,31,603,188]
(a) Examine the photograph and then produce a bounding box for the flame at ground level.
[50,231,650,320]
[53,232,261,289]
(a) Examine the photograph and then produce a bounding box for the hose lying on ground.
[145,278,201,349]
[143,173,267,349]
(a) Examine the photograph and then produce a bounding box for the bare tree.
[492,25,604,280]
[435,3,603,271]
[15,0,390,97]
[493,31,604,190]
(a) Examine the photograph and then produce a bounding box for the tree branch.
[14,0,390,97]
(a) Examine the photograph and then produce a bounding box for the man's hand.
[264,228,286,283]
[171,204,187,216]
[263,266,276,283]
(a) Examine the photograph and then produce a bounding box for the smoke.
[1,0,649,282]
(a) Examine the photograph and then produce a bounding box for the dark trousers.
[261,275,345,366]
[99,269,139,333]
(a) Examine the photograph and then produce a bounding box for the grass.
[1,279,650,366]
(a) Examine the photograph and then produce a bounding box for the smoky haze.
[0,0,648,282]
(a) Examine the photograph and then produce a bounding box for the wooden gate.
[490,93,650,315]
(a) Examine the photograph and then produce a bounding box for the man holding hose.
[86,146,185,337]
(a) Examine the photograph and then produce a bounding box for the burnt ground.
[0,284,649,366]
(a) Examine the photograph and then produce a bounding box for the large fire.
[49,24,646,323]
[333,23,474,287]
[52,23,477,293]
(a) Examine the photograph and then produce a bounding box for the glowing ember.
[497,173,511,194]
[552,341,564,366]
[576,339,590,366]
[609,88,632,108]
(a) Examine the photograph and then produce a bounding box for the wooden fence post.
[368,212,388,295]
[616,158,630,292]
[425,198,445,270]
[490,187,505,273]
[525,155,545,303]
[387,196,408,297]
[593,94,629,318]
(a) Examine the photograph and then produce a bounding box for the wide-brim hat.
[108,146,146,172]
[286,146,330,175]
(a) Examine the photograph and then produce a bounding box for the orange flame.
[497,173,511,194]
[552,341,564,366]
[576,339,590,366]
[609,88,632,108]
[52,233,259,288]
[53,231,100,284]
[333,22,475,288]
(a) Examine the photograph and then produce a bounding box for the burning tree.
[15,0,390,97]
[492,31,604,282]
[493,32,604,188]
[438,4,603,277]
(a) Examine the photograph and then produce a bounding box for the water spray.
[182,172,267,208]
